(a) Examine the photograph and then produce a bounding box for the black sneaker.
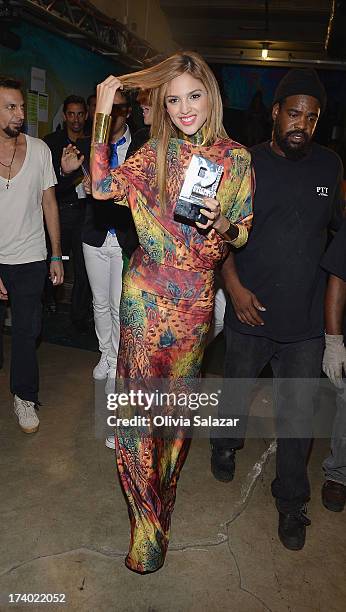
[322,480,346,512]
[278,506,311,551]
[211,446,236,482]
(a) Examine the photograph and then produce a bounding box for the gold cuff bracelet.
[221,222,248,248]
[92,113,112,144]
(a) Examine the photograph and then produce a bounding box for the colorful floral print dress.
[92,136,253,573]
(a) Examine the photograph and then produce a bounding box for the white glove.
[322,334,346,388]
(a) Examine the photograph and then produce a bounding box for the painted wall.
[211,63,346,147]
[0,21,127,136]
[214,64,346,112]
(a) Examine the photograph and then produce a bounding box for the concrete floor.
[0,338,345,612]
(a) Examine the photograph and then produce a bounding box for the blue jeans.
[211,327,324,513]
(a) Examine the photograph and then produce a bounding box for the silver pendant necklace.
[0,138,18,189]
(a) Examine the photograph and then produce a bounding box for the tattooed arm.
[90,142,124,200]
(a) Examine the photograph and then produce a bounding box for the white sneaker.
[105,368,116,395]
[105,435,116,449]
[14,395,39,433]
[93,353,109,380]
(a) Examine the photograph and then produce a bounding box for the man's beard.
[4,125,22,138]
[273,120,311,161]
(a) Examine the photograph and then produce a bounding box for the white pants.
[207,279,227,345]
[83,233,123,367]
[213,286,226,339]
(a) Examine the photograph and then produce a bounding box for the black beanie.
[273,68,327,113]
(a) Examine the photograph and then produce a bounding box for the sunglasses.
[112,103,129,113]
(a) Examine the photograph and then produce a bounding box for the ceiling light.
[261,44,269,60]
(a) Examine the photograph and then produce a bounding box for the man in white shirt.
[0,75,63,434]
[81,91,136,402]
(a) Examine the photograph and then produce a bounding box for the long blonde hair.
[118,51,228,206]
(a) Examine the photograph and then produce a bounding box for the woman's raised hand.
[96,76,124,116]
[196,197,230,233]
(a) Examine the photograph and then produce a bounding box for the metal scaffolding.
[1,0,158,68]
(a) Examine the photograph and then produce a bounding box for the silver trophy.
[175,154,223,225]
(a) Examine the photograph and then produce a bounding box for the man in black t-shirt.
[320,220,346,512]
[211,69,344,551]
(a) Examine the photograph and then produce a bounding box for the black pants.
[47,205,91,324]
[0,300,6,368]
[211,327,324,513]
[61,206,91,324]
[0,261,46,402]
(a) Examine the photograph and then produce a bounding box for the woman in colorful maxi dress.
[67,52,253,573]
